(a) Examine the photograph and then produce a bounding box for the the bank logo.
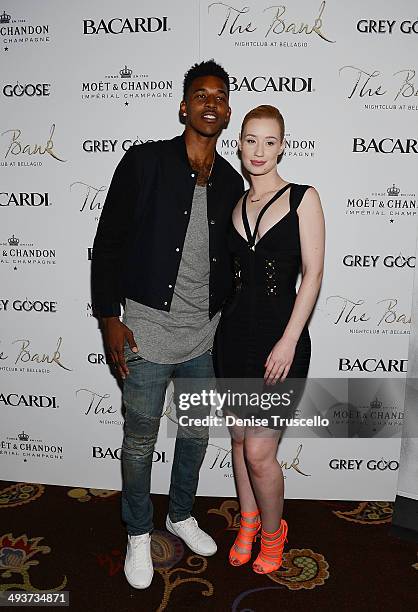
[339,66,418,112]
[0,9,51,49]
[324,295,410,336]
[81,64,172,105]
[0,124,66,167]
[0,336,71,375]
[206,1,335,47]
[206,442,310,477]
[76,388,123,427]
[70,181,107,221]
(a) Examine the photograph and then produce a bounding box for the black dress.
[214,183,311,430]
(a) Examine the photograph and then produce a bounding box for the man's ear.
[226,105,231,122]
[180,99,187,117]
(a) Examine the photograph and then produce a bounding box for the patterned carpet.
[0,481,417,611]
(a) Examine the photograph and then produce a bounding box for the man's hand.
[101,317,138,379]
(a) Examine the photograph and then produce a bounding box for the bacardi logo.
[352,138,418,154]
[338,358,407,372]
[0,192,51,206]
[82,16,169,35]
[0,393,58,408]
[229,75,313,93]
[92,446,167,462]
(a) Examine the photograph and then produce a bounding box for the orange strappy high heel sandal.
[252,519,288,574]
[229,509,261,566]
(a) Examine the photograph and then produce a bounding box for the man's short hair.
[183,59,230,99]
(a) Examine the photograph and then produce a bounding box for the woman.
[214,105,325,574]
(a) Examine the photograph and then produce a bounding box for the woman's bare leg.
[244,427,283,533]
[228,419,259,557]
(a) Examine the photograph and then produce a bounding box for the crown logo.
[120,65,132,78]
[8,234,19,246]
[0,10,11,23]
[370,397,382,411]
[18,430,29,441]
[387,183,400,197]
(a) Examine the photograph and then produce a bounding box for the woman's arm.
[264,186,325,383]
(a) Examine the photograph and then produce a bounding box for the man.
[91,60,244,589]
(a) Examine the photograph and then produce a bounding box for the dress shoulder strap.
[289,184,311,212]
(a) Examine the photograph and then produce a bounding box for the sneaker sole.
[165,519,217,557]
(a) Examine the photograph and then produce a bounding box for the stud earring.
[183,112,187,117]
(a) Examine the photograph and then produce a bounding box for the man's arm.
[91,146,141,378]
[91,145,140,317]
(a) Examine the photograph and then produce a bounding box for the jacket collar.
[170,132,222,178]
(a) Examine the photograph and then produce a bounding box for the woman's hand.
[264,336,297,385]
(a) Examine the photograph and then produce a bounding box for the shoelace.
[176,518,201,544]
[130,537,151,569]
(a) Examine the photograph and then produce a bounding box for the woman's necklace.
[250,181,287,203]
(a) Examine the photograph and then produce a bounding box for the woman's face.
[239,117,285,176]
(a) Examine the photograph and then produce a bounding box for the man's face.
[181,75,231,137]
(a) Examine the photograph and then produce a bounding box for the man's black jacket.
[91,133,244,318]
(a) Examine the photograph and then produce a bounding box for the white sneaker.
[124,533,154,589]
[166,515,217,556]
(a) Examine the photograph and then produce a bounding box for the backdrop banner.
[392,225,418,541]
[1,0,417,500]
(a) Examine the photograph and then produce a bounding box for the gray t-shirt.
[123,184,221,363]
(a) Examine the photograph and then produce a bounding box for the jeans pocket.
[125,352,145,365]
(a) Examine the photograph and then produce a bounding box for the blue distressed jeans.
[121,347,214,535]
